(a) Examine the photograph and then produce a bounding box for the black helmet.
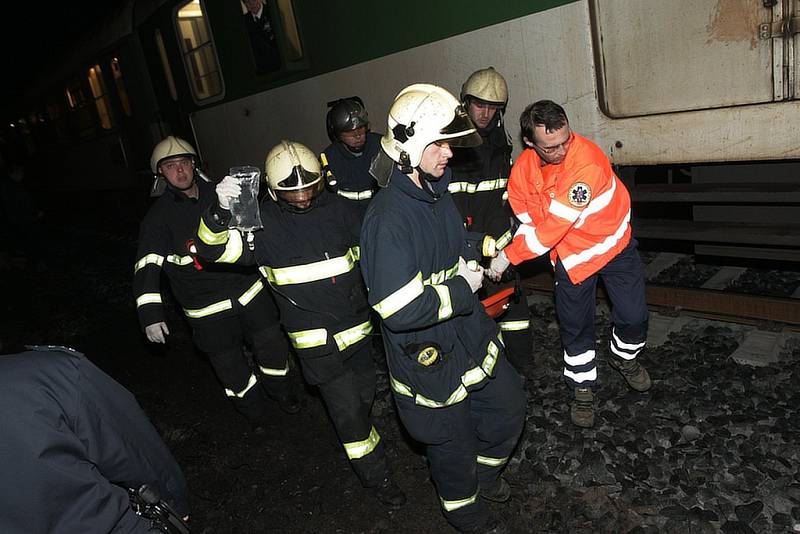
[326,97,369,142]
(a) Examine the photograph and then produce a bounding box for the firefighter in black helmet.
[449,67,533,374]
[196,140,406,510]
[321,97,382,220]
[134,136,300,428]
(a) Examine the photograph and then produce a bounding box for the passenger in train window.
[492,100,651,428]
[134,135,301,430]
[199,141,407,510]
[321,97,382,221]
[242,0,281,74]
[360,84,525,534]
[449,67,533,375]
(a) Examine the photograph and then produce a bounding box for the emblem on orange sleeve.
[568,182,591,207]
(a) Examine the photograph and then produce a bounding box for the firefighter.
[489,100,651,428]
[321,97,381,220]
[361,83,525,534]
[134,136,300,428]
[449,67,532,372]
[197,141,406,509]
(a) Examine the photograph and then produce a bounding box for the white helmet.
[264,140,323,202]
[460,67,508,106]
[150,135,197,174]
[380,83,481,169]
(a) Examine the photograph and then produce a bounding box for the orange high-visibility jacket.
[504,133,632,284]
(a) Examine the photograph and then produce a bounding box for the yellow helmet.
[264,140,323,202]
[460,67,508,106]
[380,83,481,169]
[150,136,197,174]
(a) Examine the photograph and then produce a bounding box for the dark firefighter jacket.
[133,179,266,330]
[448,121,514,256]
[0,347,189,534]
[322,132,382,215]
[196,189,372,369]
[360,166,506,407]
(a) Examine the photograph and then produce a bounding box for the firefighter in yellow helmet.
[449,67,533,374]
[195,140,406,509]
[133,136,300,428]
[360,84,525,533]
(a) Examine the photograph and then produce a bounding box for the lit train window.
[110,58,132,116]
[239,0,303,74]
[87,65,114,130]
[154,29,179,101]
[176,0,224,103]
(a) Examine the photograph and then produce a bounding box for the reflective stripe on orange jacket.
[504,133,632,284]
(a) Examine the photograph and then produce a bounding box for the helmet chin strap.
[399,152,413,175]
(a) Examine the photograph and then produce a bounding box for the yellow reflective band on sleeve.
[263,247,360,286]
[287,328,328,349]
[373,272,425,319]
[134,253,164,273]
[166,254,194,266]
[198,217,229,246]
[183,299,233,318]
[224,373,258,398]
[343,426,381,460]
[477,455,508,467]
[217,229,243,264]
[238,279,264,306]
[499,319,530,332]
[447,178,508,195]
[482,235,497,258]
[495,230,512,250]
[431,284,453,321]
[136,293,162,307]
[440,492,478,512]
[259,361,289,377]
[425,261,459,285]
[337,189,373,201]
[333,320,373,352]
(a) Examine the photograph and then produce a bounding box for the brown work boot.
[608,355,652,392]
[480,477,511,503]
[570,387,595,428]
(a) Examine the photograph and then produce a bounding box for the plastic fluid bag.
[228,166,263,231]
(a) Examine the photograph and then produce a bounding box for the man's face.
[529,124,572,165]
[339,126,367,152]
[159,156,195,190]
[277,182,322,211]
[467,100,502,130]
[243,0,261,15]
[419,141,453,179]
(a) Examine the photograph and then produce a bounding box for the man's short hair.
[520,100,569,142]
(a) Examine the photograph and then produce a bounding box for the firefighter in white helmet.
[449,67,533,374]
[133,135,300,428]
[196,140,406,509]
[360,84,525,534]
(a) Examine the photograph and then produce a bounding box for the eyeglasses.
[533,133,573,155]
[161,158,194,172]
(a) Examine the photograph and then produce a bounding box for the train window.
[239,0,303,74]
[154,29,179,101]
[176,0,224,103]
[110,58,132,117]
[87,65,114,130]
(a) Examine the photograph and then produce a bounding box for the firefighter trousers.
[554,240,649,390]
[191,289,292,421]
[313,342,390,487]
[394,355,526,531]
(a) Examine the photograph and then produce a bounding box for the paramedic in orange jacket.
[487,100,650,428]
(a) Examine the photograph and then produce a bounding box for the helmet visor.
[440,106,482,148]
[276,165,322,190]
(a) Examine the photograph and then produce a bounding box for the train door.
[590,0,797,117]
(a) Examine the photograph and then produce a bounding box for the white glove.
[486,250,510,282]
[145,322,170,344]
[216,175,241,210]
[457,257,484,293]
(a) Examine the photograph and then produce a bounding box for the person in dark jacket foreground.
[196,140,406,509]
[360,83,526,534]
[134,136,299,425]
[0,346,189,533]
